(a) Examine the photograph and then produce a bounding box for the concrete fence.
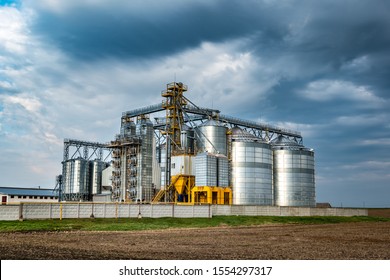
[212,205,368,217]
[0,203,367,221]
[0,203,211,221]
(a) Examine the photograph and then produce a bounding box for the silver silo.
[180,124,195,154]
[63,158,91,200]
[90,160,106,195]
[231,127,273,205]
[195,152,217,186]
[136,116,154,202]
[196,119,227,156]
[271,135,316,207]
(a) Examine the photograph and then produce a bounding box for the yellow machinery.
[153,82,195,203]
[152,82,232,205]
[192,186,232,205]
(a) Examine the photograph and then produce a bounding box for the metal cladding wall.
[171,155,195,176]
[195,152,217,186]
[120,119,136,138]
[136,118,154,202]
[231,141,273,205]
[196,120,228,156]
[271,135,316,207]
[157,144,167,188]
[216,154,229,187]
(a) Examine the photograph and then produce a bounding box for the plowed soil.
[1,222,389,259]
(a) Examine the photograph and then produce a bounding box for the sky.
[0,0,389,207]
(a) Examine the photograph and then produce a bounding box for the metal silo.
[271,135,316,207]
[90,160,106,195]
[136,116,154,202]
[195,152,217,186]
[196,119,227,156]
[63,158,91,200]
[231,127,273,205]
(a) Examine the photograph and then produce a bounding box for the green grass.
[0,215,389,233]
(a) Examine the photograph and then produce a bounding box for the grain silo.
[271,135,316,207]
[62,157,91,201]
[230,127,273,205]
[196,119,228,156]
[90,159,107,195]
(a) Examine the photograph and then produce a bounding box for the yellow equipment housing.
[191,186,232,205]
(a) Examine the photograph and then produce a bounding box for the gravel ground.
[1,222,389,260]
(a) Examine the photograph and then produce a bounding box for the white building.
[0,187,58,204]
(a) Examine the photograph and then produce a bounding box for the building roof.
[0,187,58,197]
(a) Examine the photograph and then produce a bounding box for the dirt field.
[1,222,389,260]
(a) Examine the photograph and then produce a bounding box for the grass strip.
[0,215,388,233]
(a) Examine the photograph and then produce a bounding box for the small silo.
[271,135,316,207]
[63,157,91,200]
[195,152,217,186]
[231,127,273,205]
[90,160,106,195]
[196,119,228,156]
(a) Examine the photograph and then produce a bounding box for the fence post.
[19,203,23,221]
[90,203,95,218]
[138,204,142,219]
[60,203,63,220]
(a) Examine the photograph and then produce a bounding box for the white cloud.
[0,6,32,55]
[298,79,386,107]
[3,95,42,113]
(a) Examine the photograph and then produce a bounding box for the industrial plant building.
[0,187,58,204]
[58,82,315,207]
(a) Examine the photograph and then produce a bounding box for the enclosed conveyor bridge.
[122,103,302,143]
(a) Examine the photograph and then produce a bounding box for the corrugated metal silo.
[63,158,91,199]
[195,152,217,186]
[196,119,227,156]
[90,160,106,195]
[231,127,273,205]
[271,135,316,207]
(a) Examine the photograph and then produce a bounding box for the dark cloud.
[31,0,293,61]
